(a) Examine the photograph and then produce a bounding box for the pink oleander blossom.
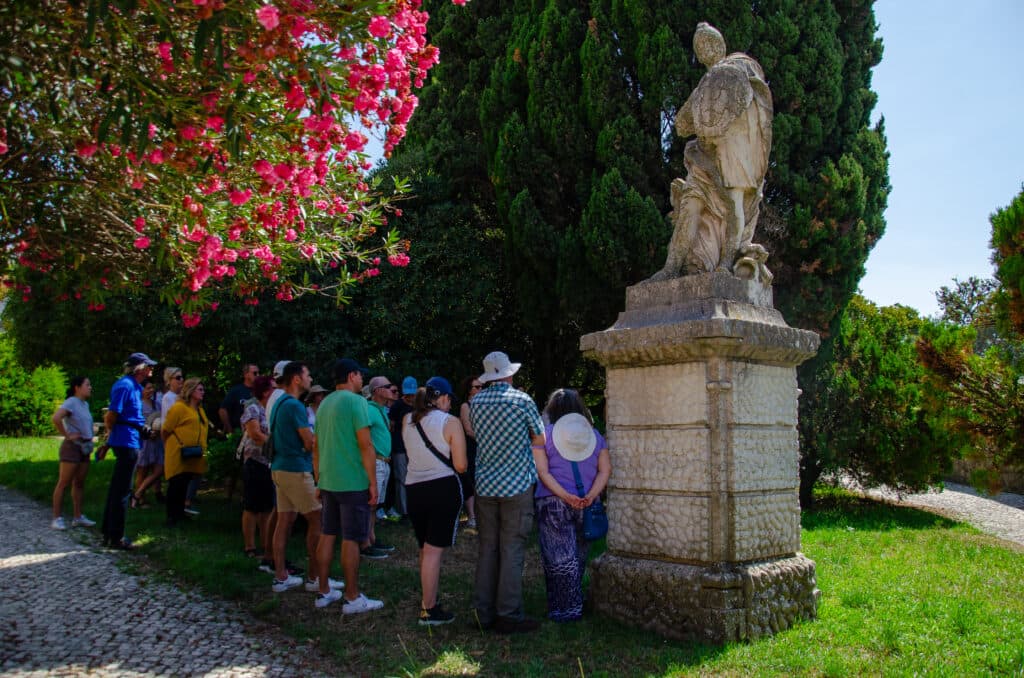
[368,16,391,38]
[134,237,151,249]
[256,4,280,31]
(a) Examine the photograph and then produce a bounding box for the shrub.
[0,335,66,436]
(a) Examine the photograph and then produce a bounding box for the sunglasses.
[471,383,483,390]
[173,375,184,381]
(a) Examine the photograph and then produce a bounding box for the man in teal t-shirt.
[312,358,383,614]
[268,362,321,593]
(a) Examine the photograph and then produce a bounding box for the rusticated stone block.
[607,427,710,491]
[729,428,799,492]
[607,492,709,561]
[589,552,820,643]
[731,362,798,426]
[606,363,706,426]
[732,492,801,561]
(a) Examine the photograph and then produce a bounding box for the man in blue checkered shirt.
[469,351,546,634]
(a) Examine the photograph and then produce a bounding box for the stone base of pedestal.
[589,552,820,643]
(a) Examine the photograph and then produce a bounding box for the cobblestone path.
[0,486,333,677]
[859,480,1024,547]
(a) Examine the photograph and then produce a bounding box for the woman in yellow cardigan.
[161,377,209,527]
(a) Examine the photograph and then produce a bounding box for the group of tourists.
[49,349,611,630]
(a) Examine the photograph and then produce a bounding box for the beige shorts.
[271,470,321,515]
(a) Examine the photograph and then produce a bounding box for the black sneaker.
[360,546,389,560]
[371,541,396,552]
[419,605,455,626]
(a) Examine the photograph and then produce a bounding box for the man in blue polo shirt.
[469,351,545,633]
[101,351,157,550]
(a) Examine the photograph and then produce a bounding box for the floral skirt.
[535,494,589,621]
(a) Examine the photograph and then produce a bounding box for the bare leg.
[303,509,321,579]
[71,462,89,518]
[273,511,297,581]
[315,533,337,594]
[341,539,361,601]
[136,464,164,499]
[52,462,76,518]
[242,510,257,551]
[420,544,445,609]
[263,510,277,560]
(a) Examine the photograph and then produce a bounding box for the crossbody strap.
[569,461,586,498]
[171,405,208,447]
[414,419,453,470]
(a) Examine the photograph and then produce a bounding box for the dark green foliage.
[0,335,66,436]
[803,296,955,500]
[990,185,1024,336]
[391,0,889,414]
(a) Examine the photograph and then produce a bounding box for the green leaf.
[82,0,98,48]
[193,19,212,70]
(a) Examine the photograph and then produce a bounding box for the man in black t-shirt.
[219,363,259,434]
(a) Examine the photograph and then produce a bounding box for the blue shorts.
[320,489,371,542]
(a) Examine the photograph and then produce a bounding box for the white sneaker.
[271,574,303,593]
[305,577,344,592]
[342,593,384,615]
[72,514,96,527]
[51,517,67,530]
[386,508,401,521]
[375,508,387,521]
[315,588,343,609]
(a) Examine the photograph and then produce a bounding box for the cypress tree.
[388,0,889,497]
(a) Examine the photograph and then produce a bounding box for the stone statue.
[651,22,774,283]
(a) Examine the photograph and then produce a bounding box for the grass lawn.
[2,437,1023,677]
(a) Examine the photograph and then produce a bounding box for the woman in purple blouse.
[532,389,611,621]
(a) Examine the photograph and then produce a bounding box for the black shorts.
[406,475,463,548]
[320,489,371,542]
[242,459,275,513]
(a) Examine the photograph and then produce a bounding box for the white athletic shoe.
[72,514,96,527]
[305,577,344,592]
[315,589,344,609]
[271,574,303,593]
[51,517,67,530]
[342,593,384,615]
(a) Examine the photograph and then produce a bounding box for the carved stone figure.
[651,23,774,283]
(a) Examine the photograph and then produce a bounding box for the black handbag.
[570,461,608,541]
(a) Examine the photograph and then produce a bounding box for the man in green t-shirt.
[312,358,383,614]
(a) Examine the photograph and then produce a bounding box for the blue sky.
[860,0,1024,317]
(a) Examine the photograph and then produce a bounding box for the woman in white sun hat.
[533,388,611,622]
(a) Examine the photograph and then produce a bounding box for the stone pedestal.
[579,272,821,643]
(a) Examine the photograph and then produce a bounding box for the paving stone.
[0,485,332,677]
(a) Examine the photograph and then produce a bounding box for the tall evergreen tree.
[389,0,889,498]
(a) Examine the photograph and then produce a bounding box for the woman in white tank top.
[400,376,467,626]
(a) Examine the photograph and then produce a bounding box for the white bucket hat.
[479,351,521,383]
[552,413,597,462]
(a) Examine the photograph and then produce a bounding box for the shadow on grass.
[802,486,960,533]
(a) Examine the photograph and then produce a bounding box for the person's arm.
[52,407,76,440]
[444,415,468,473]
[459,402,475,439]
[583,448,611,507]
[533,446,581,508]
[356,427,377,505]
[218,407,232,434]
[103,409,118,436]
[297,425,314,452]
[244,417,267,445]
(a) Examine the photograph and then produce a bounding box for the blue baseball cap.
[425,376,453,396]
[401,376,418,395]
